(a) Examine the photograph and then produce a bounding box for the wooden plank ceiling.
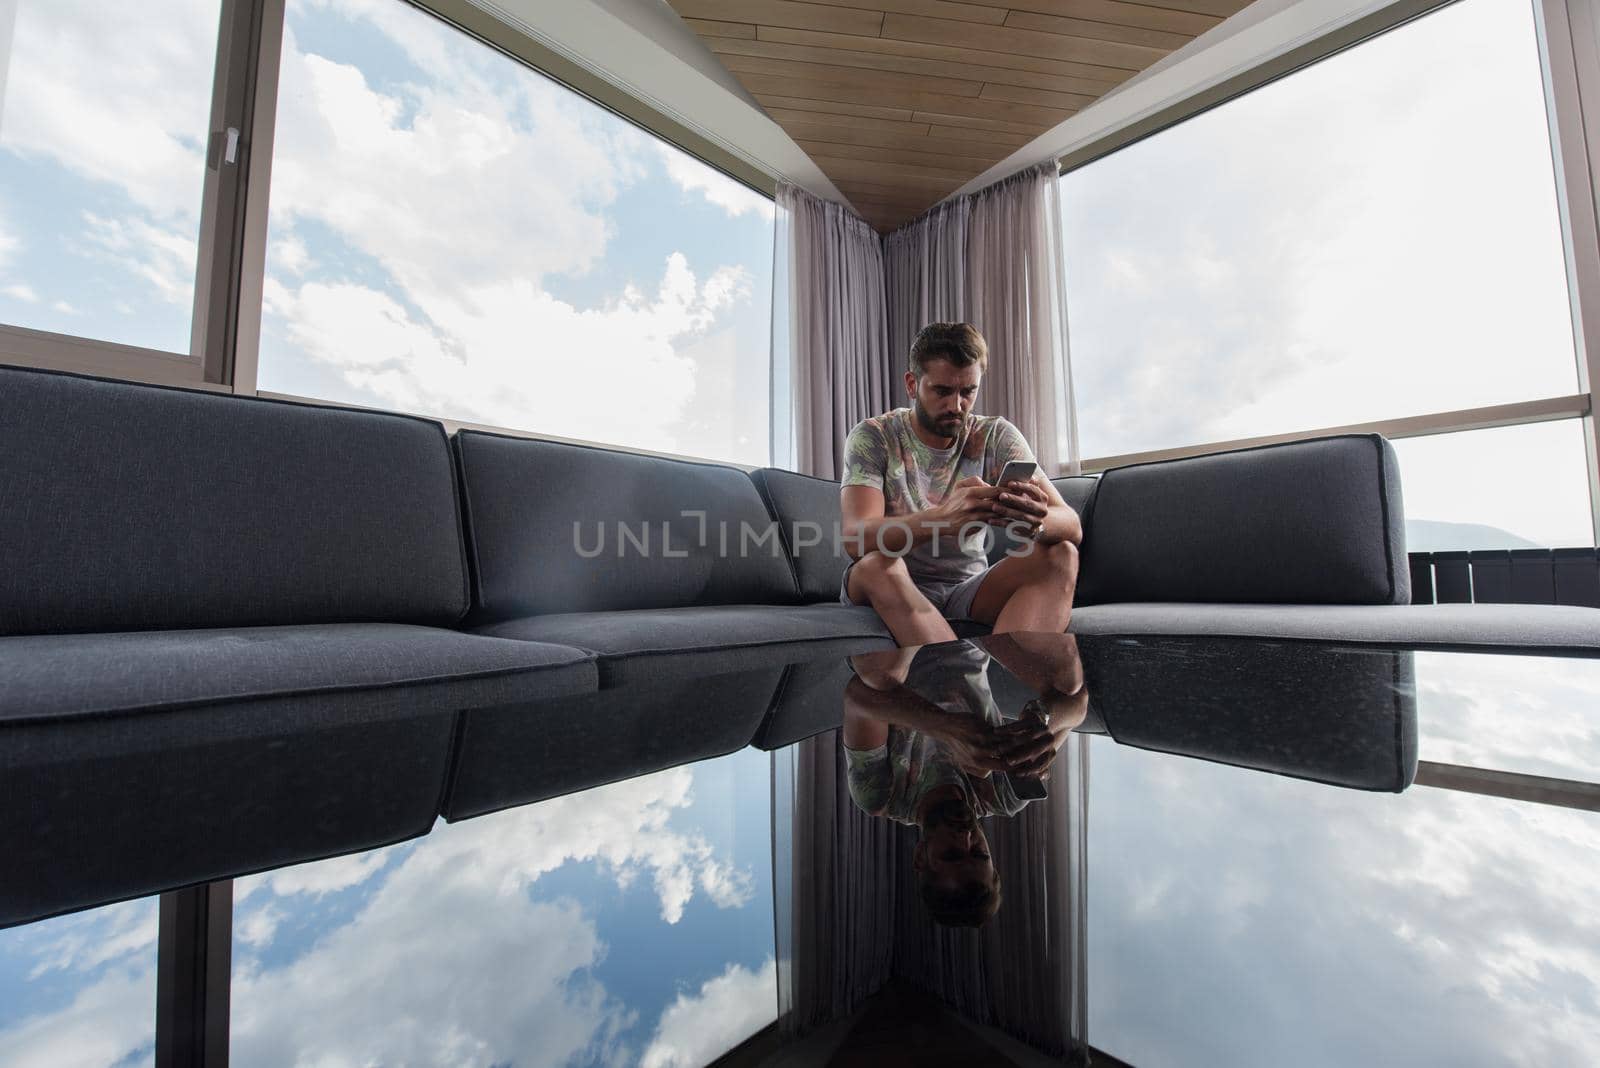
[666,0,1253,232]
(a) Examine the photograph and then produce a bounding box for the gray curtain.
[775,182,893,479]
[772,728,1089,1056]
[883,198,970,384]
[881,162,1080,475]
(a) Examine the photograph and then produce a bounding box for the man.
[840,322,1081,646]
[844,636,1088,927]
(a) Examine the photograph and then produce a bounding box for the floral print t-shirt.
[844,641,1029,824]
[841,408,1034,590]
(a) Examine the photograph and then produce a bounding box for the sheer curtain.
[883,198,969,383]
[967,162,1079,475]
[880,162,1080,475]
[773,182,892,479]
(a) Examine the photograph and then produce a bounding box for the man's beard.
[922,796,977,835]
[914,398,964,440]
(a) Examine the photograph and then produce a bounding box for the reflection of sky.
[1415,651,1600,781]
[0,899,158,1067]
[227,746,776,1067]
[1088,733,1600,1066]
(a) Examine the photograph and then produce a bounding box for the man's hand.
[990,477,1049,532]
[935,715,1015,775]
[928,475,1002,529]
[991,476,1082,545]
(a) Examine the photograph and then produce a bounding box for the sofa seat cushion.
[1068,603,1600,652]
[473,604,894,684]
[0,623,597,723]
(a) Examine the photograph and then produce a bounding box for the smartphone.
[995,459,1038,487]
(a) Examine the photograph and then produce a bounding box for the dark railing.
[1408,548,1600,606]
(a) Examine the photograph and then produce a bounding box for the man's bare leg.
[967,540,1079,635]
[847,552,959,648]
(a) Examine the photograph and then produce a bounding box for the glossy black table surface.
[2,632,1596,1066]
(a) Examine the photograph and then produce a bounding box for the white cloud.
[222,767,756,1063]
[2,0,215,221]
[268,18,638,302]
[1089,723,1600,1065]
[0,965,155,1068]
[1063,0,1575,461]
[657,142,775,221]
[79,211,197,304]
[641,958,778,1068]
[2,282,37,302]
[266,252,750,452]
[49,299,76,314]
[0,901,157,1068]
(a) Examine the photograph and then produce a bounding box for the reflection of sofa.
[1073,636,1418,792]
[5,361,1599,735]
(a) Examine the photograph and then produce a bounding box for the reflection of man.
[843,637,1087,927]
[839,322,1082,648]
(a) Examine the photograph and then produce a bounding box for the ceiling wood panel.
[707,34,1111,95]
[776,120,1018,157]
[682,17,757,39]
[667,0,1252,230]
[755,25,1134,86]
[794,138,1006,169]
[881,13,1171,69]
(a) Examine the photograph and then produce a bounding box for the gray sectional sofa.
[3,361,1599,732]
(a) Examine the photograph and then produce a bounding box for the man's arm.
[840,480,1004,561]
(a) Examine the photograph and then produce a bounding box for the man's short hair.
[920,872,1003,928]
[910,322,988,377]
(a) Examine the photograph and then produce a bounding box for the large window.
[0,0,222,356]
[254,0,775,466]
[1060,0,1595,547]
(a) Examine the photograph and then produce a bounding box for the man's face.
[914,796,996,893]
[906,358,981,440]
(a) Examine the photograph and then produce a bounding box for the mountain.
[1405,520,1544,553]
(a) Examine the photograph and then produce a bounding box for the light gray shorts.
[839,559,996,623]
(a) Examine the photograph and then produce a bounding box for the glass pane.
[230,749,776,1065]
[1062,0,1578,460]
[256,0,775,466]
[1392,419,1595,550]
[0,898,159,1066]
[1087,733,1600,1065]
[1415,651,1600,781]
[0,0,220,354]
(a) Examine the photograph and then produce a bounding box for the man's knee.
[1035,539,1078,589]
[851,552,921,605]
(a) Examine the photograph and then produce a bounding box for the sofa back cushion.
[1076,434,1408,606]
[457,433,800,620]
[0,365,470,636]
[748,467,850,603]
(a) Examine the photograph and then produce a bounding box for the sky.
[0,0,775,468]
[1062,0,1596,548]
[0,0,1593,540]
[0,746,777,1068]
[1086,649,1600,1066]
